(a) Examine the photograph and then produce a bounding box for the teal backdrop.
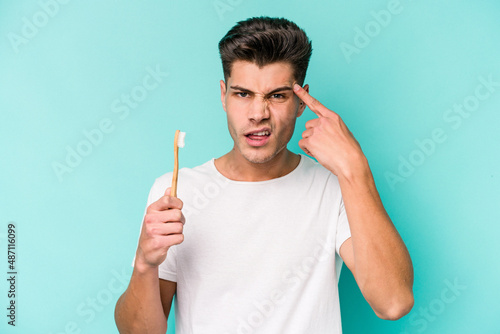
[1,1,499,333]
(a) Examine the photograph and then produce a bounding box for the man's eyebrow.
[229,85,293,95]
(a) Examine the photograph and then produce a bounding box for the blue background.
[1,1,499,333]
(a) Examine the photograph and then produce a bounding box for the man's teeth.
[251,131,270,136]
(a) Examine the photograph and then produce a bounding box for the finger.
[145,220,184,237]
[293,84,328,117]
[163,233,184,247]
[167,209,186,225]
[155,208,184,223]
[302,128,313,139]
[305,118,319,129]
[158,222,184,236]
[298,138,313,157]
[148,195,183,212]
[145,233,185,250]
[144,211,170,226]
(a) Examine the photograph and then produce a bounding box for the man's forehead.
[227,60,295,92]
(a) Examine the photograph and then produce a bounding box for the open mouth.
[245,129,271,146]
[246,130,270,140]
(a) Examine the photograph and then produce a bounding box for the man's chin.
[244,155,273,164]
[240,146,284,165]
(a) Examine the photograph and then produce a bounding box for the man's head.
[218,16,312,88]
[218,17,313,165]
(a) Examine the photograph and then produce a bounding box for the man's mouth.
[245,128,271,146]
[246,130,270,140]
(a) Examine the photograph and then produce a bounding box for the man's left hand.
[294,83,367,179]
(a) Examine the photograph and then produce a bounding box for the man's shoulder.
[294,154,341,191]
[152,158,215,188]
[298,154,336,176]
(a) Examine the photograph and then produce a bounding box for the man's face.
[220,60,307,164]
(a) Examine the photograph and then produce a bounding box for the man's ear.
[297,84,309,117]
[220,80,227,112]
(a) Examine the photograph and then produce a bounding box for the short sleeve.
[335,197,352,256]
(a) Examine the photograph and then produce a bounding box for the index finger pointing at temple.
[293,83,327,117]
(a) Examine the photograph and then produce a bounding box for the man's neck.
[214,149,301,182]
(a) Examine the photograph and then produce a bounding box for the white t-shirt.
[136,154,351,334]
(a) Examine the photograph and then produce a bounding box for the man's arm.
[336,163,414,320]
[115,267,172,333]
[294,83,414,320]
[115,187,185,333]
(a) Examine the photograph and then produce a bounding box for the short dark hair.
[218,16,313,87]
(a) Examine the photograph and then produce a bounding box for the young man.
[115,16,414,334]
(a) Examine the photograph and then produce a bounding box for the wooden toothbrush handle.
[170,130,180,197]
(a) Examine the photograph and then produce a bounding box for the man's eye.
[236,92,249,98]
[272,94,284,99]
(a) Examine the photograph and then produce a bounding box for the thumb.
[165,187,171,196]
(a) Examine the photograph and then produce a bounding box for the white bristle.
[177,131,186,148]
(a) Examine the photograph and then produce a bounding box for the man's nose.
[248,97,270,122]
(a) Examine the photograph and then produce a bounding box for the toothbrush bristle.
[177,131,186,148]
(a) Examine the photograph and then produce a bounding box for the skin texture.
[215,60,308,181]
[115,60,414,333]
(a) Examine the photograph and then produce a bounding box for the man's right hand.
[134,187,185,272]
[115,187,181,333]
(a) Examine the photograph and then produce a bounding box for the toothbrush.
[170,130,186,198]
